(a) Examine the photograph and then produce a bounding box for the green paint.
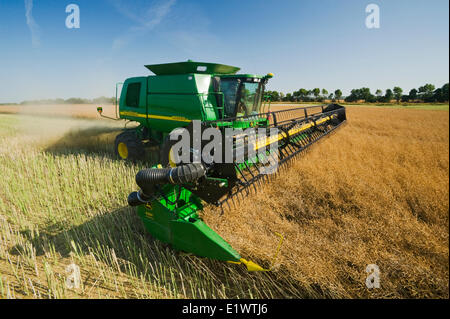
[136,185,241,262]
[117,61,270,140]
[117,62,272,262]
[145,61,240,76]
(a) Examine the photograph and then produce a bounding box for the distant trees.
[334,89,343,101]
[264,82,449,104]
[393,87,403,104]
[14,83,449,107]
[297,88,309,101]
[418,84,436,102]
[408,89,418,101]
[264,91,282,102]
[403,83,448,103]
[344,88,376,103]
[93,96,116,104]
[384,89,394,102]
[285,93,294,102]
[64,97,89,104]
[440,83,450,102]
[344,89,358,103]
[20,96,115,105]
[312,88,321,101]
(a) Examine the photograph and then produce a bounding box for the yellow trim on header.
[227,233,284,272]
[119,111,191,123]
[253,115,336,151]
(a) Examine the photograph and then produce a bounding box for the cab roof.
[220,74,264,79]
[145,60,240,75]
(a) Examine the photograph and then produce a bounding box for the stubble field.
[0,103,448,298]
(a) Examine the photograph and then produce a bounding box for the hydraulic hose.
[128,163,206,206]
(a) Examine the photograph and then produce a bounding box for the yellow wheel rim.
[118,142,128,159]
[168,147,177,167]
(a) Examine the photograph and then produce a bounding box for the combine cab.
[99,61,347,271]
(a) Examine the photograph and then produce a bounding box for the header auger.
[98,61,347,271]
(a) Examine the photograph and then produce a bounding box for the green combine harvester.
[98,61,346,271]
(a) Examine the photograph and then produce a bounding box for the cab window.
[236,82,260,116]
[126,82,141,107]
[220,79,239,117]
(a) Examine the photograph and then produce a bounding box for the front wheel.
[114,131,145,161]
[159,129,195,167]
[159,135,179,167]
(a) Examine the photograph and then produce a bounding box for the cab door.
[119,77,147,124]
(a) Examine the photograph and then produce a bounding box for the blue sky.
[0,0,448,103]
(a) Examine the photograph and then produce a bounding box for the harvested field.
[0,105,448,298]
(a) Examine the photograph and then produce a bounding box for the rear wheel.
[159,136,179,167]
[159,124,208,167]
[115,131,145,161]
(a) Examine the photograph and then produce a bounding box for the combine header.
[99,61,346,271]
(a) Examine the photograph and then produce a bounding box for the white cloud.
[111,0,176,50]
[24,0,41,48]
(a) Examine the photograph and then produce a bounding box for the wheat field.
[0,104,448,298]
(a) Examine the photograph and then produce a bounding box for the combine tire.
[159,136,178,167]
[115,131,145,161]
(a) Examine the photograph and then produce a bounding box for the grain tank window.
[126,82,141,107]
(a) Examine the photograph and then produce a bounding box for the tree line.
[18,96,116,105]
[265,83,449,104]
[8,83,450,105]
